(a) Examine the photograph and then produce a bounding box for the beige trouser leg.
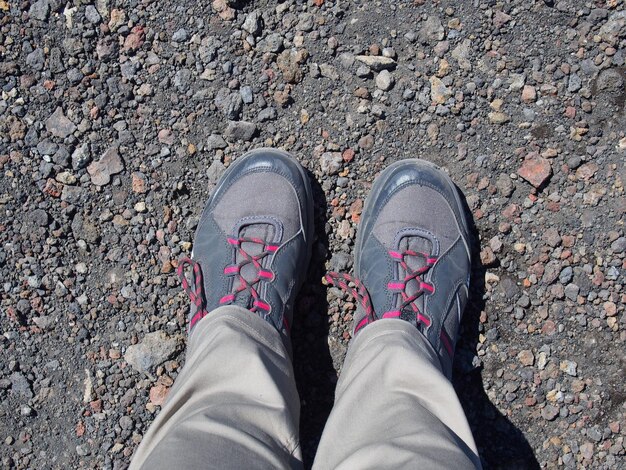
[129,306,302,470]
[130,308,480,469]
[313,319,482,470]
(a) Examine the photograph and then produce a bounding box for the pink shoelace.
[326,249,437,335]
[177,236,279,329]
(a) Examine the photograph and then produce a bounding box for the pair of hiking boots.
[177,149,471,377]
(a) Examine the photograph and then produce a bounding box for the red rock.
[546,201,560,212]
[149,384,170,406]
[87,146,124,186]
[518,153,552,188]
[76,421,85,437]
[541,320,556,335]
[123,26,145,52]
[561,235,575,247]
[502,204,520,219]
[342,148,355,162]
[132,172,148,194]
[480,246,497,265]
[211,0,228,11]
[493,10,512,28]
[575,162,598,180]
[90,399,102,413]
[349,198,363,223]
[521,85,536,103]
[218,7,236,20]
[43,178,62,198]
[157,129,174,145]
[564,106,576,118]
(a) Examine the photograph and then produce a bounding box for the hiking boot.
[178,148,314,342]
[326,159,471,377]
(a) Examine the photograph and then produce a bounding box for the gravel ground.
[1,0,625,468]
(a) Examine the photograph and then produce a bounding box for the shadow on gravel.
[292,170,334,468]
[453,189,540,470]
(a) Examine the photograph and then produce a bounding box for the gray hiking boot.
[326,159,471,378]
[178,148,314,342]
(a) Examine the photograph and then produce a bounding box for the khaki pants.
[130,306,481,469]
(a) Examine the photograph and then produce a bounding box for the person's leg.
[130,149,314,469]
[313,319,480,469]
[130,306,302,470]
[318,159,481,469]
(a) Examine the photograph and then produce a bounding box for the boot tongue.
[233,223,276,309]
[397,235,433,321]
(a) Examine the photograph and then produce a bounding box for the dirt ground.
[0,0,625,468]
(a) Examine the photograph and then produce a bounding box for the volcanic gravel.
[1,0,625,468]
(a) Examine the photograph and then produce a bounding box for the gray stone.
[496,173,514,197]
[46,107,76,139]
[207,160,226,184]
[71,214,100,244]
[85,5,101,24]
[10,372,33,398]
[96,37,117,61]
[356,65,371,78]
[567,74,582,93]
[16,299,30,314]
[610,237,626,254]
[402,88,415,100]
[596,68,624,92]
[37,139,58,155]
[33,315,53,330]
[560,360,578,377]
[588,8,609,23]
[404,31,417,42]
[26,48,45,71]
[124,331,180,373]
[451,39,472,70]
[242,11,262,36]
[541,404,559,421]
[564,283,580,301]
[598,11,626,46]
[174,69,192,90]
[498,276,519,299]
[67,68,84,84]
[172,28,188,42]
[296,13,314,32]
[240,86,253,104]
[580,59,598,76]
[320,152,343,175]
[354,55,396,72]
[28,0,49,21]
[263,33,283,53]
[587,426,602,442]
[257,107,277,122]
[72,143,91,170]
[215,89,243,120]
[559,266,573,284]
[338,52,355,69]
[320,64,339,80]
[76,444,91,457]
[375,70,394,91]
[224,121,257,142]
[606,266,619,281]
[119,415,134,430]
[206,134,227,150]
[420,15,445,43]
[26,209,49,227]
